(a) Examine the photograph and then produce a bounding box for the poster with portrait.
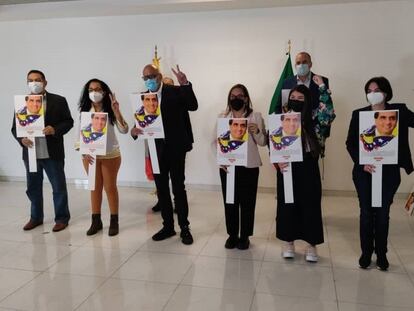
[268,113,303,163]
[217,118,248,167]
[404,186,414,216]
[359,110,399,165]
[14,95,45,137]
[79,112,108,156]
[130,92,164,139]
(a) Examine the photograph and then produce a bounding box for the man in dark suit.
[131,64,198,245]
[11,70,73,232]
[278,52,330,113]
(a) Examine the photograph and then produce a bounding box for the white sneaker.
[281,242,295,259]
[305,245,318,262]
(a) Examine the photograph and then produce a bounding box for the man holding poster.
[346,76,414,271]
[131,64,197,245]
[11,70,73,232]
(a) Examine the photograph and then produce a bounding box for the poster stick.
[283,163,294,203]
[226,165,235,204]
[88,155,97,191]
[372,164,382,207]
[28,136,37,172]
[147,139,160,174]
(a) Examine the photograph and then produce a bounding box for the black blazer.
[11,92,74,161]
[346,103,414,175]
[277,72,330,113]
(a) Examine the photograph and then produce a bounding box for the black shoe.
[108,214,119,236]
[152,227,176,241]
[358,253,372,269]
[180,228,193,245]
[225,236,238,249]
[86,214,103,236]
[152,202,161,213]
[237,237,250,250]
[376,254,389,271]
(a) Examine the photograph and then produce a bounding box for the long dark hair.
[226,84,253,117]
[79,79,115,125]
[288,85,320,157]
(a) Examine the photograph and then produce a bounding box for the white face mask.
[367,92,384,106]
[28,81,44,94]
[89,91,104,103]
[296,64,310,77]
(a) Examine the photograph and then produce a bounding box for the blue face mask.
[145,78,159,92]
[296,64,310,77]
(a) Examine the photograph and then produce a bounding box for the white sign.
[268,113,303,163]
[359,110,399,165]
[217,118,248,167]
[130,92,164,139]
[79,112,108,156]
[14,95,45,138]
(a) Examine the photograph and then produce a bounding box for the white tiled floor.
[0,181,413,311]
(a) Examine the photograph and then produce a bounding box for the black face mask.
[287,99,304,112]
[229,98,245,111]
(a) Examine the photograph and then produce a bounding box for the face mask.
[229,98,245,111]
[89,91,104,103]
[28,82,44,94]
[296,64,310,77]
[287,99,304,112]
[145,78,159,92]
[367,92,384,106]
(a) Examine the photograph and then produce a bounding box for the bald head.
[142,64,162,91]
[142,64,160,76]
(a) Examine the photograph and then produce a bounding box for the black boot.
[108,214,119,236]
[86,214,103,236]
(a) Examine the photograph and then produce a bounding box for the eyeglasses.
[142,74,157,81]
[230,94,246,100]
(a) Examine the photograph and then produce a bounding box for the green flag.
[268,54,294,114]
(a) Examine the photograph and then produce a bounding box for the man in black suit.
[131,64,198,245]
[278,52,330,112]
[11,70,73,232]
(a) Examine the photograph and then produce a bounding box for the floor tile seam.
[336,298,414,309]
[332,265,413,276]
[0,270,53,306]
[391,244,414,288]
[324,218,341,311]
[40,244,83,273]
[252,288,339,302]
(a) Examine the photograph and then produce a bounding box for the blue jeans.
[24,159,70,224]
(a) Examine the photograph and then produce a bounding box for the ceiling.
[0,0,388,21]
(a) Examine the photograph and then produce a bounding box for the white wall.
[0,0,413,192]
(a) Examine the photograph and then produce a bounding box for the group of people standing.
[11,51,414,272]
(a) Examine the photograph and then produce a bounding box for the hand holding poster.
[359,110,399,207]
[14,94,45,172]
[268,113,303,203]
[217,118,248,203]
[130,93,164,174]
[79,112,108,190]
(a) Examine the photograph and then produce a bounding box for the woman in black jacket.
[346,76,414,271]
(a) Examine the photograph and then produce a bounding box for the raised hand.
[312,75,324,87]
[171,65,188,85]
[109,93,120,114]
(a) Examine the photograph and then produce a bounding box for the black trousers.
[154,145,189,230]
[352,165,401,256]
[219,166,259,238]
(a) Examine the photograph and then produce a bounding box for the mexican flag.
[268,53,294,114]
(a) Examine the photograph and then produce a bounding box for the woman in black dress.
[275,80,335,262]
